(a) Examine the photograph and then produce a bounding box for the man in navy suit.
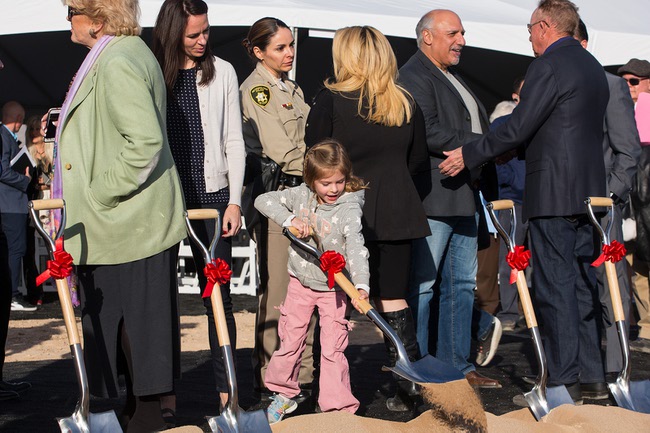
[0,101,33,400]
[440,0,609,403]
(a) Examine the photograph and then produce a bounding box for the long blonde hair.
[326,26,412,127]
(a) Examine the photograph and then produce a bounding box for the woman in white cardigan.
[152,0,245,425]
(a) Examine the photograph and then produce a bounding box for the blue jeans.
[528,216,604,386]
[408,215,478,375]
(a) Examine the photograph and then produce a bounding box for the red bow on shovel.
[319,250,346,289]
[506,245,531,284]
[202,258,232,298]
[36,237,73,286]
[591,240,626,267]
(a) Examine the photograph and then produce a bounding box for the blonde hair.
[326,26,412,127]
[63,0,141,36]
[304,140,368,193]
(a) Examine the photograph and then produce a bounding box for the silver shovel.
[487,200,574,420]
[29,199,122,433]
[184,209,272,433]
[283,227,465,385]
[585,196,650,413]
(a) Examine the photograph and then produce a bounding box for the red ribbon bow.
[202,258,232,298]
[506,245,531,284]
[36,238,74,286]
[591,240,626,267]
[319,250,346,289]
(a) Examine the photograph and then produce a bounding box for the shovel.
[585,196,650,413]
[283,227,464,384]
[486,200,574,420]
[184,209,271,433]
[28,199,121,433]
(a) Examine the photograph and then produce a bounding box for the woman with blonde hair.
[56,0,186,430]
[305,25,430,412]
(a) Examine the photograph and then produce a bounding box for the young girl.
[254,139,370,424]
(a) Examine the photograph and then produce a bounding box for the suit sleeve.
[89,54,165,208]
[0,133,30,192]
[305,90,334,149]
[463,60,558,170]
[400,73,481,156]
[605,75,641,201]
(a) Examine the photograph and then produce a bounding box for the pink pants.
[265,276,359,413]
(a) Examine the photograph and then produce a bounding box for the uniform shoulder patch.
[250,85,271,107]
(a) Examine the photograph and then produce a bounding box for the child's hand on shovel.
[290,217,311,238]
[351,289,369,313]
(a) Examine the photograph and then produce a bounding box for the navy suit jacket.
[0,124,29,214]
[463,37,608,220]
[400,49,490,217]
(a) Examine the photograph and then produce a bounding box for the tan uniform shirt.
[240,62,310,176]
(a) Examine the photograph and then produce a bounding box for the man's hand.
[438,147,466,177]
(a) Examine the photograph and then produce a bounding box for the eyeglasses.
[67,6,83,21]
[625,77,648,86]
[527,20,547,34]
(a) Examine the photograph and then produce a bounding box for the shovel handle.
[30,198,64,211]
[605,261,626,322]
[515,271,538,328]
[56,278,81,346]
[210,283,231,347]
[187,208,220,220]
[286,227,373,315]
[489,199,515,211]
[586,196,613,207]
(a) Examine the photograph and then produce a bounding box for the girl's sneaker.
[266,394,298,424]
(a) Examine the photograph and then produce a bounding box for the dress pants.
[528,216,604,386]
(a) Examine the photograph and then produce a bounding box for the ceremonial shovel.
[184,209,271,433]
[585,196,650,413]
[487,200,573,420]
[29,199,121,433]
[283,227,465,385]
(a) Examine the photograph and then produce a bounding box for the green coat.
[59,36,186,265]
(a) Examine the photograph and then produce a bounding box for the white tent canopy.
[2,0,650,66]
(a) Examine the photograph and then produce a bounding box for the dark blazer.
[0,124,29,214]
[464,37,609,220]
[603,72,641,202]
[399,49,490,217]
[305,89,431,242]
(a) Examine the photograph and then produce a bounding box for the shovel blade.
[57,410,121,433]
[389,354,465,384]
[524,384,573,421]
[609,380,636,412]
[207,408,271,433]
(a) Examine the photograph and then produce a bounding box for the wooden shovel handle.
[31,198,64,211]
[287,226,374,314]
[55,278,81,345]
[186,208,220,220]
[587,197,613,207]
[210,283,231,347]
[605,261,626,322]
[489,199,515,211]
[515,271,538,328]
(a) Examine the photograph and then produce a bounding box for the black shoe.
[0,390,19,401]
[580,382,609,400]
[0,380,31,393]
[476,317,502,367]
[629,338,650,353]
[11,295,37,312]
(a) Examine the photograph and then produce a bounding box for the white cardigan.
[196,56,246,206]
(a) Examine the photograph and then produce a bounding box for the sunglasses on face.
[67,6,83,21]
[625,77,648,86]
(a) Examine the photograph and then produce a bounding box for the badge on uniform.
[281,103,294,110]
[251,85,271,107]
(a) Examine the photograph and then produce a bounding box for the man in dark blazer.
[399,9,501,388]
[0,100,33,400]
[440,0,609,403]
[575,20,641,392]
